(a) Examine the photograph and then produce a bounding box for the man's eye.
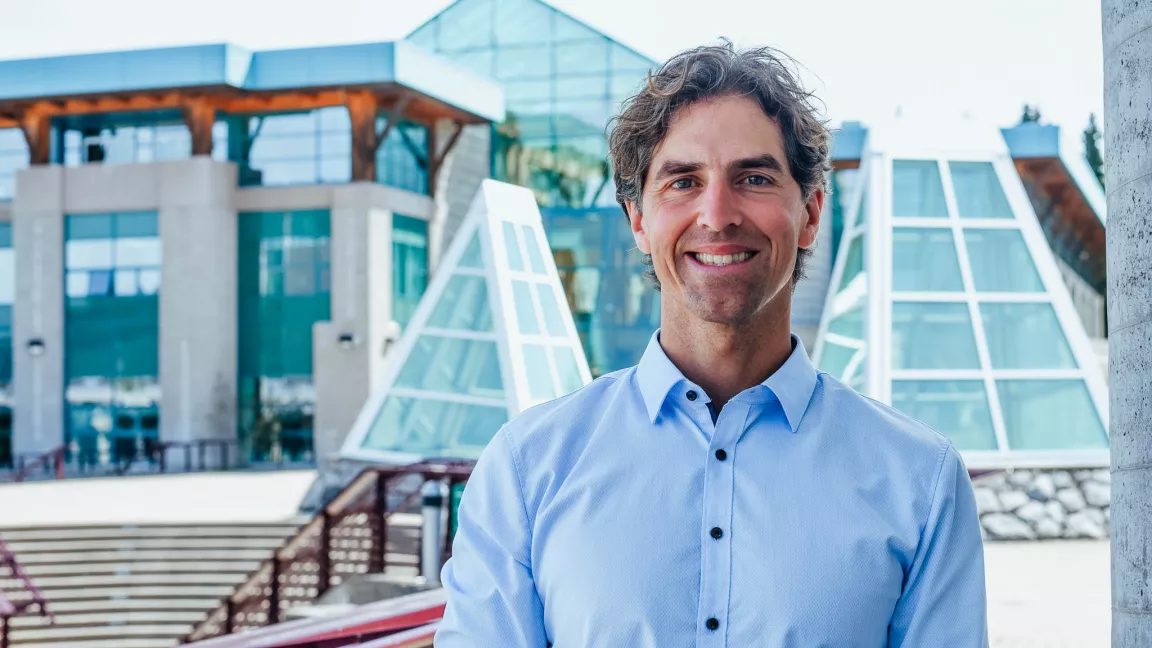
[671,178,694,190]
[745,175,771,186]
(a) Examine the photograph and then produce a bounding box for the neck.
[659,297,794,409]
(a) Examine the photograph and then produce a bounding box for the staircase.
[0,520,308,648]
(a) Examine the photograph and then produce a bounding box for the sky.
[0,0,1105,150]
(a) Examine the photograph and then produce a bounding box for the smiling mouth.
[690,251,757,267]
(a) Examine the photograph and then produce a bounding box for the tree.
[1020,104,1042,124]
[1083,113,1105,189]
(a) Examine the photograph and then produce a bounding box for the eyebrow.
[650,154,787,184]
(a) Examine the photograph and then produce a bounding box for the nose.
[696,181,742,232]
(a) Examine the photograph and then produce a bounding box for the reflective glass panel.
[997,380,1107,449]
[536,284,567,337]
[981,302,1077,369]
[523,343,556,400]
[395,336,504,398]
[521,225,547,274]
[428,275,493,331]
[828,307,864,341]
[891,302,980,369]
[458,233,483,269]
[838,235,865,291]
[892,228,963,292]
[893,160,948,218]
[552,346,584,395]
[392,215,429,329]
[891,380,997,450]
[503,221,525,271]
[512,280,541,335]
[362,395,509,460]
[818,342,857,380]
[964,229,1044,292]
[950,161,1013,219]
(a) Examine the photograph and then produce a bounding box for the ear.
[626,200,651,255]
[799,189,824,249]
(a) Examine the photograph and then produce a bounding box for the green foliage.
[1083,113,1105,190]
[1020,104,1042,124]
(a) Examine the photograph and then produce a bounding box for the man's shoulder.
[502,367,634,449]
[814,373,954,467]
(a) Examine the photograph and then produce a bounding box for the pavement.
[986,540,1110,647]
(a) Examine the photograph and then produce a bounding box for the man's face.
[627,94,823,327]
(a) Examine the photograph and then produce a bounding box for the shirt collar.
[635,329,819,432]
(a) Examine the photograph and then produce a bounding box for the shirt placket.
[695,399,750,647]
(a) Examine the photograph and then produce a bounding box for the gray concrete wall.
[11,166,66,454]
[432,123,490,268]
[0,202,13,222]
[1103,1,1152,644]
[1055,254,1106,340]
[157,159,238,444]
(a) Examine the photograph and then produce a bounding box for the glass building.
[0,223,11,466]
[64,211,162,465]
[342,180,591,463]
[813,124,1109,469]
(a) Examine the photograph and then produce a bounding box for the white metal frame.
[812,131,1110,470]
[340,180,592,464]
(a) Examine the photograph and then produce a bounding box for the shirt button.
[706,617,720,631]
[686,390,698,401]
[710,526,723,539]
[714,448,727,461]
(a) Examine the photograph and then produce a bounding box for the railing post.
[54,449,63,480]
[318,511,332,596]
[1,615,8,648]
[421,479,446,585]
[371,473,388,573]
[442,477,458,568]
[184,444,192,472]
[224,598,235,635]
[157,444,166,473]
[221,441,230,470]
[268,557,281,625]
[198,442,206,471]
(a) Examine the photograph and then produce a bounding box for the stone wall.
[973,469,1111,540]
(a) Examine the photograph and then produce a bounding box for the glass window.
[503,221,526,271]
[0,129,29,202]
[950,161,1013,219]
[997,380,1107,449]
[523,343,556,400]
[378,123,428,195]
[818,342,857,380]
[512,280,541,335]
[493,0,548,47]
[552,346,584,395]
[395,336,504,398]
[521,225,547,274]
[837,234,865,291]
[66,240,115,270]
[535,284,567,337]
[892,228,963,292]
[892,160,948,218]
[362,395,508,460]
[458,233,483,269]
[392,215,429,329]
[891,380,997,450]
[964,229,1044,293]
[495,45,553,79]
[0,248,12,306]
[428,275,493,331]
[891,302,980,370]
[827,307,864,341]
[555,41,609,76]
[981,302,1077,370]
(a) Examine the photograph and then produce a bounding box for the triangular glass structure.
[813,123,1109,470]
[340,180,592,463]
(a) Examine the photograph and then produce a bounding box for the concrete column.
[11,165,65,455]
[157,158,238,445]
[430,123,490,270]
[312,183,393,464]
[1103,1,1152,644]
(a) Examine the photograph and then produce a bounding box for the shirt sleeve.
[435,427,549,647]
[888,444,989,647]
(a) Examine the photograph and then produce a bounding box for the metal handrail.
[0,532,53,648]
[2,439,245,483]
[184,460,474,643]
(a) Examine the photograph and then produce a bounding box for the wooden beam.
[18,105,54,165]
[373,93,414,154]
[345,90,381,182]
[181,98,218,156]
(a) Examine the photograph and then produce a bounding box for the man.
[437,42,987,647]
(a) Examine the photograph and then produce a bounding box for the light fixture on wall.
[26,338,45,357]
[337,333,358,351]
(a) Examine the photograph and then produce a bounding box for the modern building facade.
[0,41,502,466]
[0,0,1111,471]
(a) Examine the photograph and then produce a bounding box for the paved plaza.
[986,540,1110,647]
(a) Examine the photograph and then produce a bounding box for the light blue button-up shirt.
[437,333,987,647]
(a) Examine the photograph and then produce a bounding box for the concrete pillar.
[11,165,66,454]
[157,158,238,446]
[312,183,394,464]
[1103,1,1152,644]
[430,123,490,270]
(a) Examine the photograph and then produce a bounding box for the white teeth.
[696,252,752,266]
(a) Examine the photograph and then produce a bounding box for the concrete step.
[13,548,275,564]
[7,622,188,643]
[22,584,231,601]
[20,560,263,577]
[3,639,176,648]
[37,598,218,613]
[9,609,206,627]
[4,537,291,554]
[0,524,306,542]
[28,572,246,590]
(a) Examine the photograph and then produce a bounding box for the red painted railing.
[185,461,474,643]
[1,439,246,483]
[0,533,53,648]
